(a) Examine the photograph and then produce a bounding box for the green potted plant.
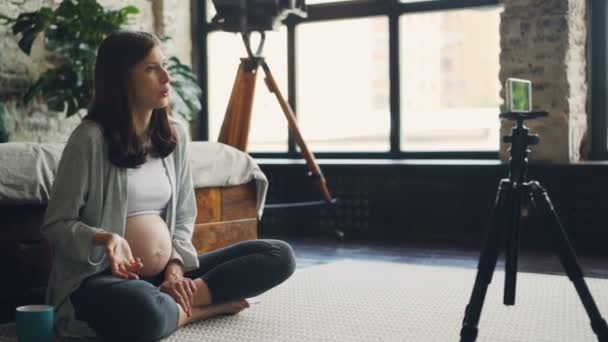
[0,0,201,121]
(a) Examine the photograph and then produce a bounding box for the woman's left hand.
[159,276,197,316]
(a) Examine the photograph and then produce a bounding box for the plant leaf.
[167,56,202,121]
[0,13,17,24]
[120,6,139,15]
[5,0,176,119]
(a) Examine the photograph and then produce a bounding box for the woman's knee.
[265,239,296,280]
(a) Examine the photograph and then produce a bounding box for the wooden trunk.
[192,182,258,253]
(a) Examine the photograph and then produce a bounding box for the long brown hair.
[86,30,176,168]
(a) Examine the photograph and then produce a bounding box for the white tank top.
[126,156,171,218]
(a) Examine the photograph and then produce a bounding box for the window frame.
[590,0,608,160]
[194,0,503,159]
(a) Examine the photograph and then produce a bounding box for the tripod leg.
[218,59,259,151]
[460,179,512,342]
[324,202,345,241]
[529,181,608,342]
[260,60,333,203]
[504,184,523,305]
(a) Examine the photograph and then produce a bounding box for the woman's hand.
[159,275,197,316]
[96,232,144,279]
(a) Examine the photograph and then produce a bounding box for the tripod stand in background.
[217,32,343,238]
[459,111,608,342]
[218,32,335,205]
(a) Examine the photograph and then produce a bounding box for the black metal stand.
[459,111,608,342]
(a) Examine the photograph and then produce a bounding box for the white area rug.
[1,260,607,341]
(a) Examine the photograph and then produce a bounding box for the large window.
[200,0,503,158]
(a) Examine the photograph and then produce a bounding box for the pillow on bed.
[189,141,268,218]
[0,142,64,205]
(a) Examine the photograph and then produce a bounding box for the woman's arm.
[164,259,184,281]
[93,231,114,245]
[169,122,199,272]
[41,124,107,265]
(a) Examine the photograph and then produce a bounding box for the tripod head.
[500,111,548,185]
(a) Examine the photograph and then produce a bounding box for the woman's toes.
[216,299,249,315]
[233,299,248,312]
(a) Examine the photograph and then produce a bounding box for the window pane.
[297,17,390,152]
[207,30,289,152]
[400,6,503,151]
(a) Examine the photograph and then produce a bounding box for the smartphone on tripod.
[506,78,532,113]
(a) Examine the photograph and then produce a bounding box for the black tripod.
[459,111,608,342]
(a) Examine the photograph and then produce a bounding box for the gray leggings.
[71,239,296,341]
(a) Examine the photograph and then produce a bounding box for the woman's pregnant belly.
[125,215,173,277]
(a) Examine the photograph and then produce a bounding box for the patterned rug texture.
[1,260,607,341]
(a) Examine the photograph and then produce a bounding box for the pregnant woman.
[41,30,295,341]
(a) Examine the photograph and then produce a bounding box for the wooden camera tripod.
[218,31,335,207]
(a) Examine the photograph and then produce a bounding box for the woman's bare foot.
[177,299,250,327]
[192,278,213,307]
[212,299,250,316]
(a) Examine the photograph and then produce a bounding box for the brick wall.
[499,0,588,162]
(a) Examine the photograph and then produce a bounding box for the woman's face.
[128,45,171,113]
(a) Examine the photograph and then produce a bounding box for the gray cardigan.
[41,119,199,338]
